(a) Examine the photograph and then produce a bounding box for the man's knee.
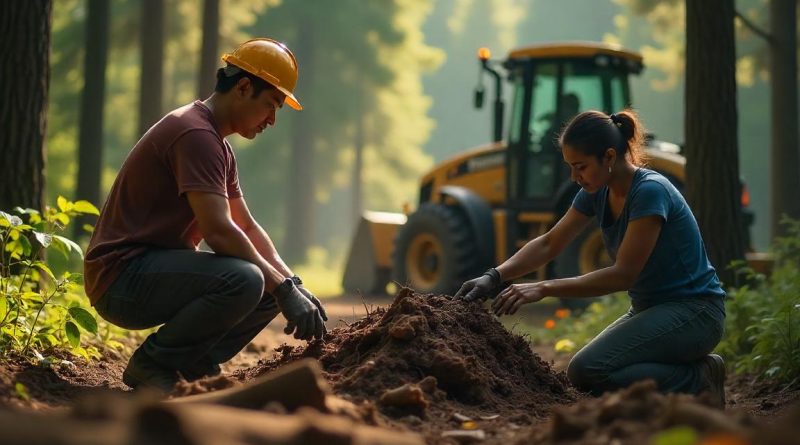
[223,261,265,312]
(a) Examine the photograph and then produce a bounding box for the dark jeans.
[566,296,725,396]
[94,249,280,371]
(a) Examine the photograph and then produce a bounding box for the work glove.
[272,278,325,341]
[291,275,328,334]
[454,267,504,302]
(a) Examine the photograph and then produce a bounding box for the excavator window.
[509,58,632,207]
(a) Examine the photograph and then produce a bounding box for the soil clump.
[516,379,800,445]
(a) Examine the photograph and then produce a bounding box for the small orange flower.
[555,308,571,319]
[544,319,556,329]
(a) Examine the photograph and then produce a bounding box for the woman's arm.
[496,208,592,281]
[493,215,664,315]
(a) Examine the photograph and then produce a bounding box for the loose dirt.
[235,288,578,443]
[1,289,798,445]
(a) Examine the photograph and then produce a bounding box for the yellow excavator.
[342,42,753,301]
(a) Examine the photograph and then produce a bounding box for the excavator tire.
[392,203,481,295]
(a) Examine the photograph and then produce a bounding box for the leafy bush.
[717,218,800,385]
[0,198,117,361]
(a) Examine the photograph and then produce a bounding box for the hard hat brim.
[281,91,303,111]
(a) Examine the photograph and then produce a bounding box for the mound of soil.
[517,379,800,445]
[238,288,578,442]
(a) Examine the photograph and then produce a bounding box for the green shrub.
[0,198,121,362]
[717,218,800,384]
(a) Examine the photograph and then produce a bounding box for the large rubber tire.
[554,226,611,311]
[392,203,482,295]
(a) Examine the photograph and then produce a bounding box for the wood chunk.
[170,358,329,412]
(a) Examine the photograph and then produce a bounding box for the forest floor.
[1,290,798,445]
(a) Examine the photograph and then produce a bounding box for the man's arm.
[229,197,293,277]
[186,192,285,291]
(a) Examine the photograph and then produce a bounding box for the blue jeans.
[566,296,725,396]
[94,249,281,371]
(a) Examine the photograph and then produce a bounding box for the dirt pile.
[239,288,577,440]
[516,379,800,445]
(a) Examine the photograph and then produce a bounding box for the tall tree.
[684,0,744,284]
[0,1,52,211]
[768,0,799,236]
[138,0,165,136]
[245,0,440,264]
[197,0,219,99]
[75,0,110,235]
[283,24,316,264]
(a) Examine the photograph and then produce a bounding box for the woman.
[455,110,727,407]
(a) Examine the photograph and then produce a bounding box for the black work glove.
[291,275,328,334]
[454,268,504,302]
[272,278,325,341]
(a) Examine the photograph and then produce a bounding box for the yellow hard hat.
[222,38,302,110]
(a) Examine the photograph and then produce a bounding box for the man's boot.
[122,348,179,394]
[178,360,222,382]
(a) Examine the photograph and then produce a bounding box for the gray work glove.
[291,275,328,322]
[454,268,504,302]
[272,278,325,341]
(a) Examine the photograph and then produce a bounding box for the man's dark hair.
[214,65,276,97]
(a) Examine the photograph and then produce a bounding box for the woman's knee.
[566,352,606,392]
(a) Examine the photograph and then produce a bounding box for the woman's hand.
[492,282,548,316]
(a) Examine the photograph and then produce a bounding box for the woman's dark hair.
[558,109,646,166]
[214,65,276,97]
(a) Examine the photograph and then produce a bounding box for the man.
[84,38,327,393]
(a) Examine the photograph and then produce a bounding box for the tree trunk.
[352,85,365,226]
[769,0,799,237]
[684,0,744,285]
[197,0,220,99]
[284,29,315,265]
[0,1,51,212]
[138,0,165,137]
[75,0,110,237]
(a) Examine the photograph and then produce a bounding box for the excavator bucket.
[342,211,407,295]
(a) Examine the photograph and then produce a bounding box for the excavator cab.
[475,43,645,283]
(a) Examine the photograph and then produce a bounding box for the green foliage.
[532,294,631,353]
[717,218,800,385]
[0,198,107,362]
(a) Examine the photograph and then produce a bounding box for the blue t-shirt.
[572,168,724,303]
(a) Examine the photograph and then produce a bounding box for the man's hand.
[272,278,325,340]
[454,268,503,302]
[492,282,547,316]
[291,276,328,335]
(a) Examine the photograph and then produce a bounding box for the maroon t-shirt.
[84,101,242,304]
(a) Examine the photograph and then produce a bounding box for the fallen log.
[170,358,329,412]
[134,402,424,445]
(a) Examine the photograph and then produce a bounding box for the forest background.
[44,0,790,291]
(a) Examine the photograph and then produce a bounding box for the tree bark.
[352,84,365,226]
[197,0,220,99]
[75,0,110,236]
[684,0,745,285]
[0,1,51,212]
[769,0,799,237]
[283,28,315,264]
[138,0,165,137]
